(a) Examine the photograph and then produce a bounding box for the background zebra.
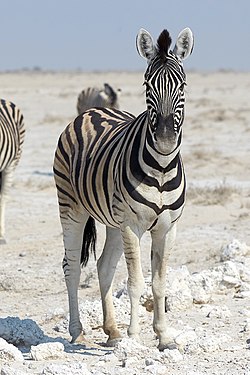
[0,99,25,243]
[54,27,193,350]
[76,83,120,114]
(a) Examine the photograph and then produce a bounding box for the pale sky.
[1,0,249,72]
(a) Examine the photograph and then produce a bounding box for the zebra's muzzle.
[155,113,176,142]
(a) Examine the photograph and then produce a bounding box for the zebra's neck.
[124,111,183,184]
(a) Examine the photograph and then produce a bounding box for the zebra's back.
[76,83,119,115]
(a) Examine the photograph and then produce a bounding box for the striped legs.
[97,227,123,345]
[0,167,13,243]
[151,221,177,351]
[121,224,144,340]
[61,211,89,343]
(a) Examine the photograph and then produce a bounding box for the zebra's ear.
[136,29,157,62]
[173,28,194,61]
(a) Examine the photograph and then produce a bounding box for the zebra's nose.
[155,113,175,140]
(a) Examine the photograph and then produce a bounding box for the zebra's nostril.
[155,113,175,141]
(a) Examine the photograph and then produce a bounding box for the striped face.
[144,51,186,154]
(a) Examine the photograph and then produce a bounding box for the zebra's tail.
[81,217,97,266]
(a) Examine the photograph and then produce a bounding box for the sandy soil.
[0,71,249,374]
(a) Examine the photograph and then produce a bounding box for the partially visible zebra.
[0,99,25,243]
[54,27,194,350]
[76,83,120,114]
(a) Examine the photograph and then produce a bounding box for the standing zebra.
[54,27,194,350]
[76,83,120,115]
[0,99,25,243]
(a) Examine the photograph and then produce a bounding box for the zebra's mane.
[157,29,172,62]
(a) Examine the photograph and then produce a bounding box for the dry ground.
[0,71,249,374]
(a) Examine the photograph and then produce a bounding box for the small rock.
[114,338,149,363]
[165,266,193,311]
[234,283,250,299]
[0,317,44,347]
[162,348,183,362]
[206,305,232,319]
[188,272,212,304]
[145,358,155,366]
[198,337,220,353]
[145,363,168,374]
[175,330,197,348]
[0,337,24,361]
[220,239,250,261]
[198,332,232,353]
[0,364,27,375]
[30,342,64,361]
[242,318,250,332]
[239,308,250,317]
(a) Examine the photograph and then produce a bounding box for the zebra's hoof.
[0,238,6,245]
[105,336,123,347]
[70,332,86,344]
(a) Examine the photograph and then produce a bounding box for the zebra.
[76,83,120,114]
[53,27,194,350]
[0,99,25,243]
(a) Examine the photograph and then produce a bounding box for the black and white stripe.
[54,27,194,350]
[0,99,25,243]
[76,83,119,115]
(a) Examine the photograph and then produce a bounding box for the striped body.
[0,99,25,242]
[54,27,194,349]
[55,108,184,230]
[77,83,119,114]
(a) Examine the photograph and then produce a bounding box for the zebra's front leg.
[151,222,177,351]
[61,213,88,343]
[121,224,144,341]
[97,227,123,346]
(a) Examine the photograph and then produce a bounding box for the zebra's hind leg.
[0,168,13,244]
[97,227,123,346]
[151,221,177,351]
[61,210,89,343]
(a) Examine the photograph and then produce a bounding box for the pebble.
[30,342,65,361]
[175,330,197,348]
[162,348,183,362]
[206,305,232,319]
[220,239,249,261]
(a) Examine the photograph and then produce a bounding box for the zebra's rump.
[0,99,25,171]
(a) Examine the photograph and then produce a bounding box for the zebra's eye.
[179,82,186,92]
[143,81,152,90]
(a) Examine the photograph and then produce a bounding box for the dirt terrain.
[0,71,249,374]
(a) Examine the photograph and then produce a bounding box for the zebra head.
[136,28,194,154]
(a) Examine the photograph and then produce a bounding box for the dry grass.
[186,181,239,205]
